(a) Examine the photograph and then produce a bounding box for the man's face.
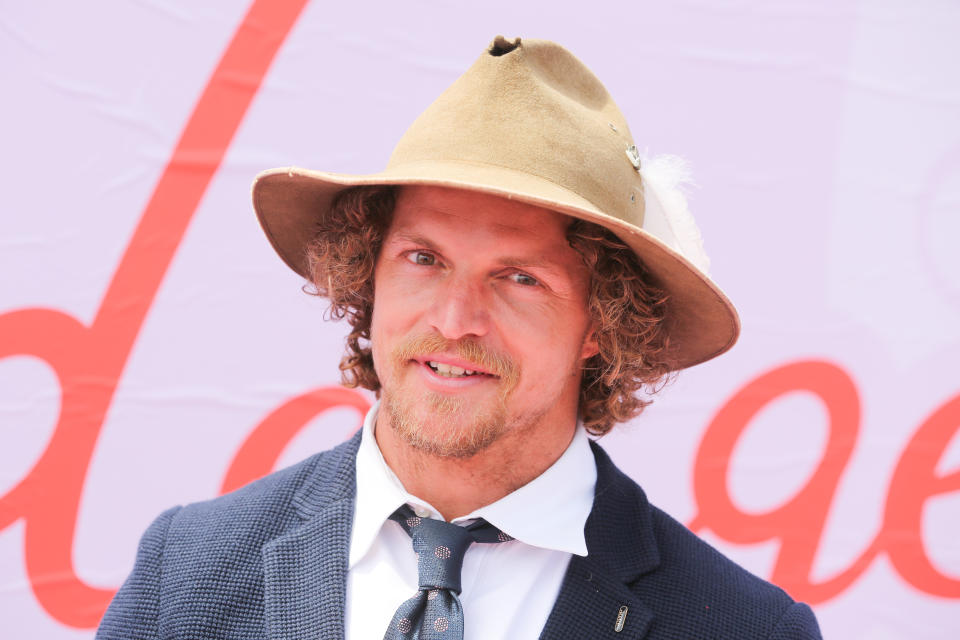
[370,185,598,458]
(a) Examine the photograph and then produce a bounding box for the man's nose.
[426,277,491,340]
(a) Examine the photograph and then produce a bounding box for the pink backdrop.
[2,1,958,638]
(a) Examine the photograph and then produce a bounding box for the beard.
[380,332,522,459]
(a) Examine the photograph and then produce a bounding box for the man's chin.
[383,390,507,459]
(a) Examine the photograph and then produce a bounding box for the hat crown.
[387,37,645,228]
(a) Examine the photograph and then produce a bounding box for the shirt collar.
[350,402,596,567]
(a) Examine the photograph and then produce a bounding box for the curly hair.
[304,185,676,436]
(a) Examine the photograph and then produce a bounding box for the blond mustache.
[391,333,520,389]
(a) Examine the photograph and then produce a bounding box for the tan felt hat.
[252,36,740,370]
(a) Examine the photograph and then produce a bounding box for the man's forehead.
[390,185,573,238]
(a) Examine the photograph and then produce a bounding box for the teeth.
[427,361,480,378]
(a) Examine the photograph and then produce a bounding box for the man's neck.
[374,411,578,521]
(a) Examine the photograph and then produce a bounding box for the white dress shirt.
[345,402,597,640]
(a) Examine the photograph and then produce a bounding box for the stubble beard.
[382,333,523,459]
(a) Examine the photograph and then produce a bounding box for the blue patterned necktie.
[383,505,512,639]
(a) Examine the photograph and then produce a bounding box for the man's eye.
[406,251,436,266]
[509,272,539,287]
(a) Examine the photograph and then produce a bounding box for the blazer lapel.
[539,443,660,640]
[262,433,362,640]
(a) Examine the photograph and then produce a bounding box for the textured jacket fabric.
[97,432,822,639]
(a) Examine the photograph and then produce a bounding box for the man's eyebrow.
[388,231,439,250]
[497,256,562,272]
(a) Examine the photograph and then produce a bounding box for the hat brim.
[252,163,740,370]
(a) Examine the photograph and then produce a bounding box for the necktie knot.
[406,517,475,593]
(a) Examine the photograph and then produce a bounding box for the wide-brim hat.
[252,36,739,370]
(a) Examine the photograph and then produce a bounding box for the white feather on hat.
[639,154,711,276]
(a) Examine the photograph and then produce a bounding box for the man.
[98,36,821,639]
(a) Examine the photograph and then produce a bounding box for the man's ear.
[580,325,599,360]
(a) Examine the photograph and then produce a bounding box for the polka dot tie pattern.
[382,505,511,639]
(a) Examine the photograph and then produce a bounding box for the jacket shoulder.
[639,499,821,638]
[97,434,361,638]
[589,442,820,639]
[168,432,360,544]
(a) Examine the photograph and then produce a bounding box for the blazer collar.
[539,441,661,640]
[262,431,362,640]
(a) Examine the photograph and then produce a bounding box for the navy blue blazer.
[97,432,822,639]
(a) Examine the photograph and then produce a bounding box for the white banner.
[2,1,958,638]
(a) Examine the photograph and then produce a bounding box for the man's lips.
[413,360,497,388]
[412,355,498,377]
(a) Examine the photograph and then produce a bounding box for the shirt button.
[414,506,431,518]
